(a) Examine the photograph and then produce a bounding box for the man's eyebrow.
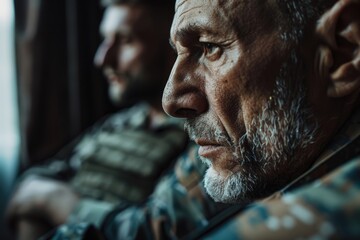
[177,24,207,39]
[174,23,216,44]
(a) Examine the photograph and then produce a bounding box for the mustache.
[185,118,253,164]
[184,118,232,146]
[103,67,130,80]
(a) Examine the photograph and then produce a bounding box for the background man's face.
[94,4,169,107]
[163,0,319,203]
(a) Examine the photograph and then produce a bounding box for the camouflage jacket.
[200,108,360,239]
[43,141,227,240]
[20,102,189,228]
[45,107,360,240]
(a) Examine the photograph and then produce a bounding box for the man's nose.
[162,59,208,119]
[93,39,117,68]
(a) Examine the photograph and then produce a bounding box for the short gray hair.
[276,0,336,43]
[101,0,174,7]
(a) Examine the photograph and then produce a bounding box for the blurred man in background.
[6,0,189,239]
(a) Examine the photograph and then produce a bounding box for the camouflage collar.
[282,107,360,193]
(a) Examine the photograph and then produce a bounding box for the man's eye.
[120,36,132,44]
[116,34,133,45]
[201,42,221,60]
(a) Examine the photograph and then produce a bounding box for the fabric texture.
[202,107,360,239]
[19,102,188,229]
[46,107,360,239]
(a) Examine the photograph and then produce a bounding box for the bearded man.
[162,0,360,238]
[21,0,359,239]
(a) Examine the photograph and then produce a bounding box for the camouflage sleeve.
[67,199,118,229]
[44,144,226,240]
[204,156,360,239]
[39,223,105,240]
[102,144,223,239]
[103,176,214,239]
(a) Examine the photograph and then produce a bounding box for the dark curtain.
[14,0,116,168]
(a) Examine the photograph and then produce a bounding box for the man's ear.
[316,0,360,98]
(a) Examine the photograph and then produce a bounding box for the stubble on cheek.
[185,117,245,174]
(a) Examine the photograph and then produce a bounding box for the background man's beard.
[187,51,318,204]
[109,72,165,108]
[108,82,124,106]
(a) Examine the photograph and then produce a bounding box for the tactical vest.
[70,103,187,204]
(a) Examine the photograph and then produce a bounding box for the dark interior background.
[0,1,116,238]
[14,0,117,169]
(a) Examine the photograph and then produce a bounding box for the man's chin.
[108,84,125,106]
[204,167,245,204]
[199,155,213,167]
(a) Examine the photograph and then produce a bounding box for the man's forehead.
[100,6,131,35]
[173,0,256,23]
[100,5,151,36]
[175,0,217,12]
[171,0,281,39]
[171,1,212,39]
[173,0,223,26]
[175,0,277,14]
[172,0,244,36]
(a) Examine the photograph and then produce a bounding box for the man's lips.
[195,138,224,159]
[103,68,126,85]
[106,74,123,84]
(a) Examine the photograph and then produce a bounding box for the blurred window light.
[0,0,19,172]
[0,0,12,22]
[0,2,19,238]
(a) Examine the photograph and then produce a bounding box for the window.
[0,0,18,161]
[0,0,19,200]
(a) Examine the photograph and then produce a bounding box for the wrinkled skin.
[163,0,360,203]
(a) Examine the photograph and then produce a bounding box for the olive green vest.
[70,103,187,204]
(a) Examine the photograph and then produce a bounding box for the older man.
[163,0,360,238]
[30,0,359,239]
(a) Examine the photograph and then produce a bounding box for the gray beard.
[186,51,318,204]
